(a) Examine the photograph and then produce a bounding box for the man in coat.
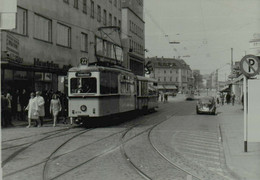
[35,91,45,126]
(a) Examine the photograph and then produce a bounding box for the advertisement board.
[248,79,260,142]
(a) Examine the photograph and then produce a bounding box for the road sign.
[240,55,260,78]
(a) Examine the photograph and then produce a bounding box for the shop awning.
[220,85,231,92]
[164,85,177,90]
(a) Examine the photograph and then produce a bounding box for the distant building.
[121,0,145,76]
[249,33,260,56]
[1,0,123,93]
[146,56,193,93]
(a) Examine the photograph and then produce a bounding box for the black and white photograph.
[0,0,260,179]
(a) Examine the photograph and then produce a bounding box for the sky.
[144,0,260,81]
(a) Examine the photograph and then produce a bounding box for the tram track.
[147,121,202,180]
[1,127,80,167]
[4,101,188,179]
[2,128,84,151]
[2,127,72,143]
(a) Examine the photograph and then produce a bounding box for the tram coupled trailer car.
[136,75,159,113]
[67,64,158,125]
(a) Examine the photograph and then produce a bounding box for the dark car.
[196,96,216,115]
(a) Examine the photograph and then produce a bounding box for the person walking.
[231,93,236,106]
[6,93,13,126]
[20,89,29,121]
[226,93,231,105]
[1,94,8,127]
[25,92,39,128]
[50,94,62,127]
[35,91,45,126]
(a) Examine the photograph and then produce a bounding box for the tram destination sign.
[240,55,260,78]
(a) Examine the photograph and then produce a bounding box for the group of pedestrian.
[217,92,236,106]
[1,89,68,128]
[159,93,168,103]
[25,91,63,128]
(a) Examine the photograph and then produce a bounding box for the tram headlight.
[80,105,87,112]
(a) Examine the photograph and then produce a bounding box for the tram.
[67,63,158,125]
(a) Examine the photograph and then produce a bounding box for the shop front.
[1,60,69,94]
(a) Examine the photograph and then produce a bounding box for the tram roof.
[68,65,133,74]
[136,75,158,82]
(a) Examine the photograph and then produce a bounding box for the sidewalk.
[218,104,260,180]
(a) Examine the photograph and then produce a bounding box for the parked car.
[196,96,216,115]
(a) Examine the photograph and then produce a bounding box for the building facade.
[1,0,123,93]
[147,57,193,93]
[121,0,145,76]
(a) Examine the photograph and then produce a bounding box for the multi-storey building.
[1,0,123,93]
[121,0,145,76]
[249,33,260,56]
[147,56,193,93]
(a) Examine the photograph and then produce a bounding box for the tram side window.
[70,78,97,93]
[100,72,118,94]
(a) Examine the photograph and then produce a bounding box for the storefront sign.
[2,33,23,63]
[34,58,59,69]
[44,73,52,81]
[13,70,27,80]
[35,72,44,81]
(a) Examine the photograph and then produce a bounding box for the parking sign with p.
[240,55,260,78]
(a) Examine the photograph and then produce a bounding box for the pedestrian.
[160,93,163,102]
[1,93,8,127]
[35,91,45,126]
[6,93,14,126]
[25,92,39,128]
[50,94,62,127]
[220,93,224,105]
[226,93,231,104]
[241,94,244,109]
[231,93,236,106]
[20,89,29,121]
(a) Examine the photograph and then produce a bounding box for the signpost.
[240,55,260,152]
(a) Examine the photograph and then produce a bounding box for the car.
[196,96,216,115]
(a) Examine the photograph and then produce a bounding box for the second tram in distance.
[67,63,158,125]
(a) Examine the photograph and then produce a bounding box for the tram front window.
[70,78,97,94]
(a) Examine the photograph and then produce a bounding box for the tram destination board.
[240,55,260,78]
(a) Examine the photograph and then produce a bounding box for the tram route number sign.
[240,55,260,78]
[80,57,89,66]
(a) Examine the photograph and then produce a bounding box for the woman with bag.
[25,92,39,128]
[50,94,62,127]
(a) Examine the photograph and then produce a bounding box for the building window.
[164,77,166,82]
[97,5,101,22]
[170,77,172,81]
[13,7,27,35]
[114,0,117,7]
[81,33,88,52]
[91,1,94,18]
[114,17,117,26]
[57,23,71,47]
[109,13,112,26]
[164,70,166,74]
[34,14,52,42]
[63,0,69,4]
[83,0,87,13]
[74,0,78,8]
[109,0,112,3]
[158,78,160,82]
[103,10,107,25]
